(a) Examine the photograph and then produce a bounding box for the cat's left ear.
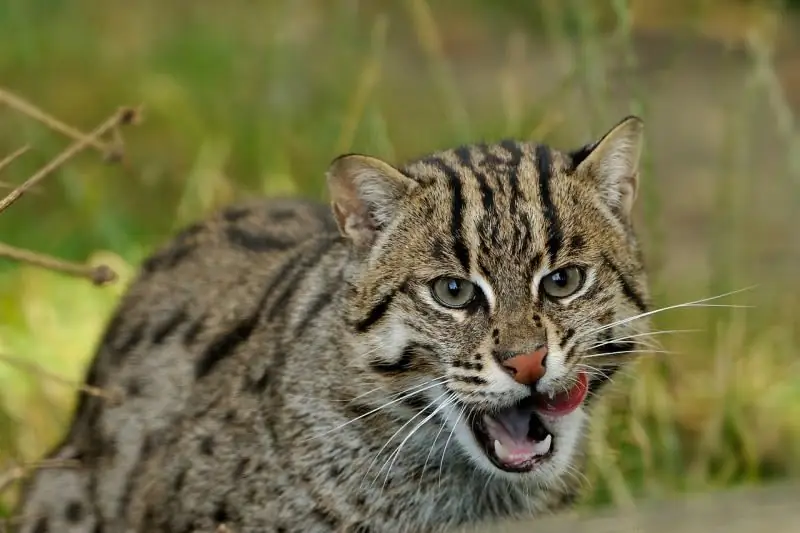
[569,116,644,220]
[326,154,418,249]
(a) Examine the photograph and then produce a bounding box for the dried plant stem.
[0,352,120,404]
[0,181,42,194]
[0,106,140,215]
[0,459,81,493]
[0,145,30,174]
[0,88,114,156]
[0,242,116,285]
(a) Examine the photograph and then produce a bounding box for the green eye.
[541,266,585,299]
[431,277,476,309]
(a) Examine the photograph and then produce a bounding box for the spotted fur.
[16,116,650,533]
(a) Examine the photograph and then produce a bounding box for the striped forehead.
[404,140,573,280]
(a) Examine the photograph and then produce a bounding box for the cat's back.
[16,197,342,533]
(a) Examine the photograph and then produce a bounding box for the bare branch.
[0,242,116,285]
[0,87,117,158]
[0,352,121,405]
[0,106,142,215]
[0,145,30,174]
[0,459,81,493]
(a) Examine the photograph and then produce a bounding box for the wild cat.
[18,116,651,532]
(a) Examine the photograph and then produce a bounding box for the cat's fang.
[533,434,553,456]
[493,439,510,461]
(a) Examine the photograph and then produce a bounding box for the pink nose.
[501,346,547,385]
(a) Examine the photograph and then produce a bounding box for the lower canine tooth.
[493,439,510,460]
[533,434,553,456]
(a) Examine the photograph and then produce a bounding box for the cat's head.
[328,116,649,485]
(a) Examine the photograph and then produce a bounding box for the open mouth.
[469,372,589,473]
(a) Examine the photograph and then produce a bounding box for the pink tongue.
[483,409,550,466]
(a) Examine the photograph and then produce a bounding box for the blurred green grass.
[1,0,799,518]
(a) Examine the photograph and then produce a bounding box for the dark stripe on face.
[569,234,585,253]
[430,158,471,272]
[560,328,576,348]
[355,284,402,333]
[371,342,438,373]
[370,344,415,373]
[536,144,562,264]
[455,145,494,210]
[602,253,647,312]
[499,140,523,211]
[452,375,487,386]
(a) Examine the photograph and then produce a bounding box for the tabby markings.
[536,144,562,265]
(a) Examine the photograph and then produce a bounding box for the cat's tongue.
[482,373,589,468]
[534,371,589,416]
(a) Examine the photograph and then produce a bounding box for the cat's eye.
[430,277,477,309]
[541,266,585,299]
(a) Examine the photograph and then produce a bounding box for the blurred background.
[1,0,799,519]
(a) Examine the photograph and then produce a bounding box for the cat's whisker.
[362,390,450,490]
[329,385,385,403]
[575,363,622,388]
[387,375,450,400]
[378,394,455,493]
[586,328,700,350]
[301,379,448,442]
[438,403,467,488]
[417,393,455,494]
[576,286,756,341]
[581,348,674,359]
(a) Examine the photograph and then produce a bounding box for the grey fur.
[16,117,650,533]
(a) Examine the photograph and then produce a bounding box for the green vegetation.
[1,0,798,519]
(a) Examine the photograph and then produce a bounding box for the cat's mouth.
[468,372,589,473]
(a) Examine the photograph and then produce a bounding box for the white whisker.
[576,286,756,341]
[438,402,467,488]
[417,394,454,493]
[379,394,455,491]
[362,389,450,489]
[301,378,448,442]
[586,328,700,350]
[582,348,674,359]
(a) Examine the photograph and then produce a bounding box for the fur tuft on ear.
[326,154,418,248]
[570,116,644,219]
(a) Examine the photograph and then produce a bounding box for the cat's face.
[330,117,649,485]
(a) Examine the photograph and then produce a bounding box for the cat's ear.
[570,116,644,219]
[326,154,418,248]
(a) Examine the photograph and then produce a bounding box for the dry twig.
[0,459,81,494]
[0,88,122,159]
[0,145,30,174]
[0,106,141,215]
[0,242,116,285]
[0,353,121,405]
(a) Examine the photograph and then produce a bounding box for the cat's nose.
[500,346,548,385]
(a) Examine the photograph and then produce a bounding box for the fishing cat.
[17,115,649,533]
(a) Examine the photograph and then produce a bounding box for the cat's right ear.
[326,154,419,248]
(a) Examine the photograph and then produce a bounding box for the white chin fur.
[444,402,588,484]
